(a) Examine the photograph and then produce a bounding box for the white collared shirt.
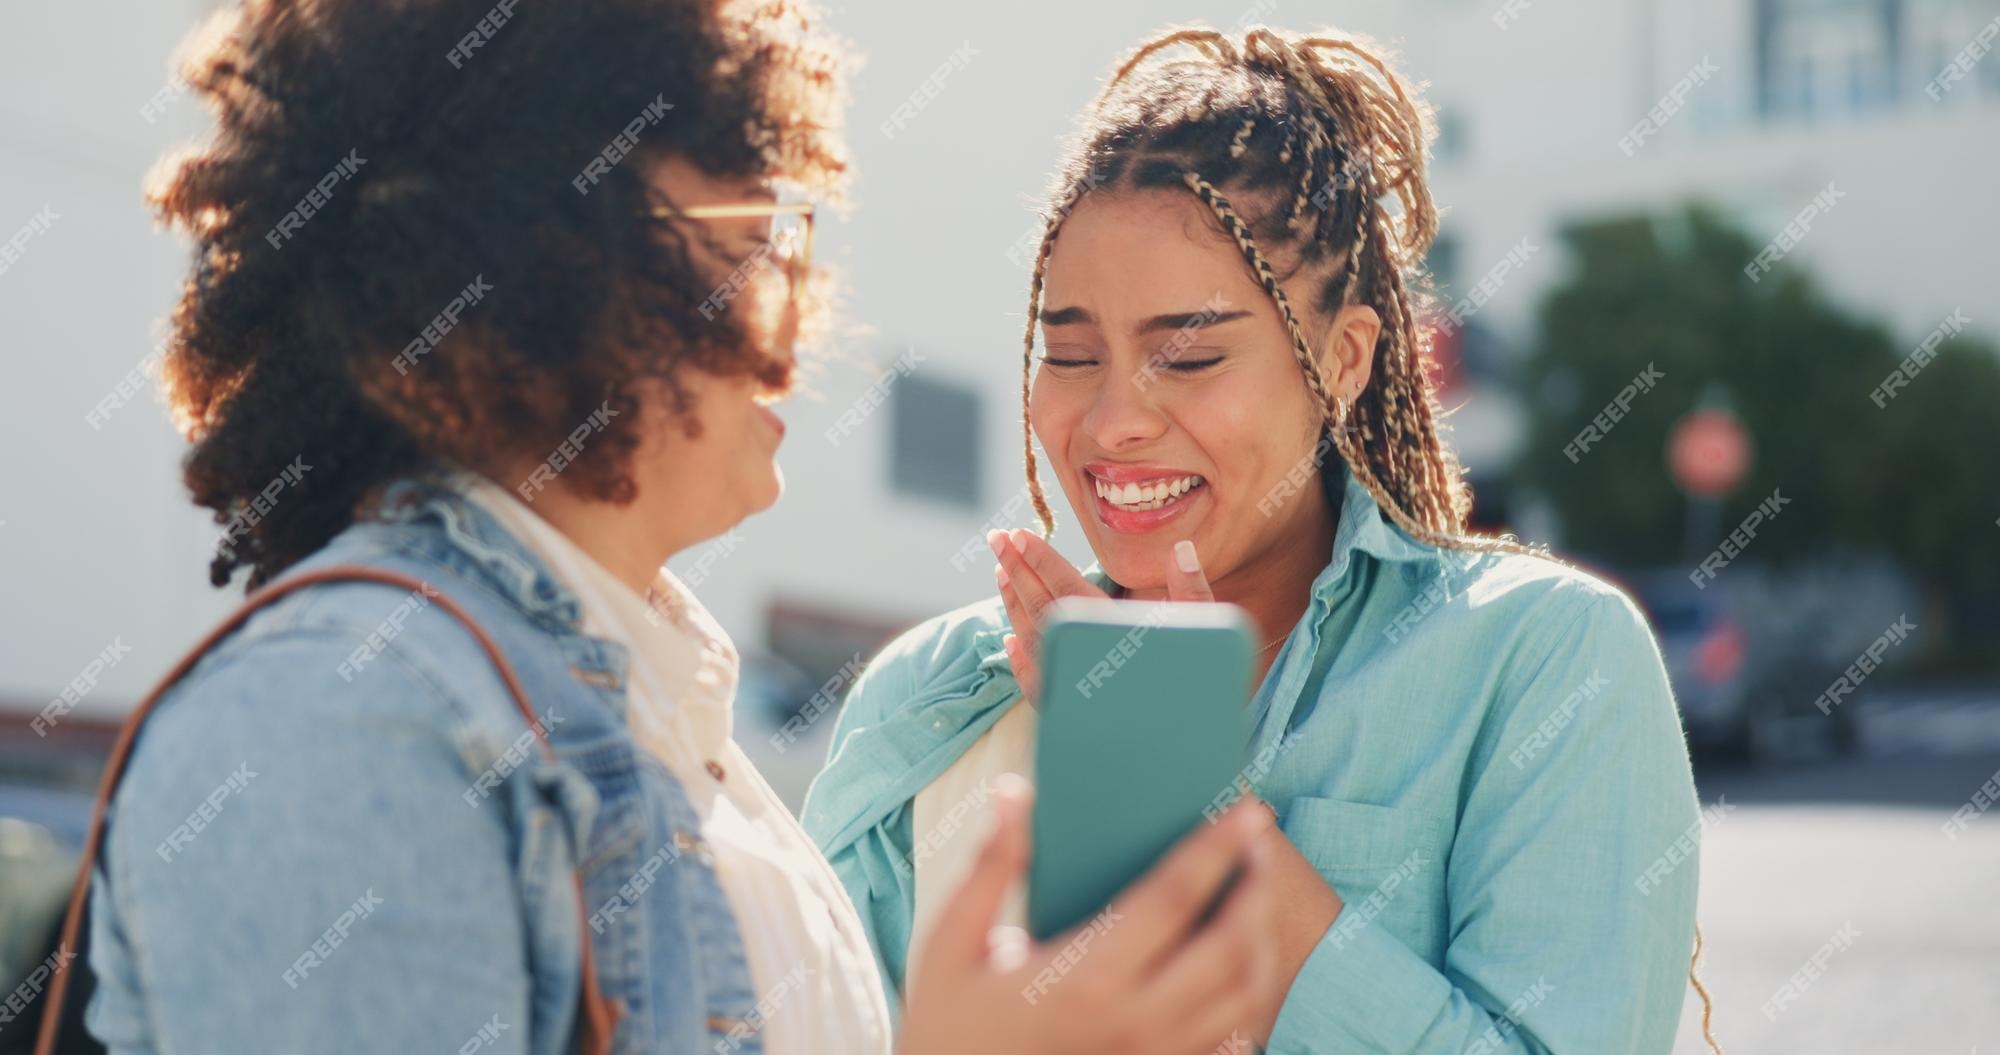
[455,474,892,1055]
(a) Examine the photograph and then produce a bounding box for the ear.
[1316,304,1381,405]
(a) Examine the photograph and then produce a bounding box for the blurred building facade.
[3,0,1994,722]
[1392,0,1997,357]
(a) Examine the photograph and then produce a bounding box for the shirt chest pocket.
[1278,796,1447,964]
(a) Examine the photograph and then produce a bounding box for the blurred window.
[1906,0,2000,103]
[891,372,983,508]
[1757,0,1898,118]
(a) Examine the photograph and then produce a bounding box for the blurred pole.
[1684,493,1721,563]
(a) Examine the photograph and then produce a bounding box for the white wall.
[1,1,235,719]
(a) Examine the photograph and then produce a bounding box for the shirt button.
[672,830,714,866]
[569,665,621,690]
[705,759,726,782]
[931,718,943,731]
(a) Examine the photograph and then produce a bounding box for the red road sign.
[1669,408,1752,497]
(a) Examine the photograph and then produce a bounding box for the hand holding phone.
[901,774,1280,1055]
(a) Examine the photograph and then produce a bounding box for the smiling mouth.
[1090,471,1207,512]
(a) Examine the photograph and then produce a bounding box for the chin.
[1090,536,1174,593]
[744,462,784,514]
[1069,491,1212,592]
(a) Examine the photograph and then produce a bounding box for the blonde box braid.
[1014,25,1723,1053]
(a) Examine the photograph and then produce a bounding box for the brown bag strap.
[34,565,619,1055]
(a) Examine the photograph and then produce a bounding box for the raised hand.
[990,530,1217,702]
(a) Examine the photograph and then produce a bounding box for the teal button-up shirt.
[803,469,1700,1053]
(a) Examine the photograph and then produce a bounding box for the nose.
[1081,358,1170,452]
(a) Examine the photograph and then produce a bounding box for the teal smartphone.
[1027,597,1256,941]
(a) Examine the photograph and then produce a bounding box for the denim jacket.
[804,468,1702,1054]
[86,479,764,1055]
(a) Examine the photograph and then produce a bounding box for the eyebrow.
[1040,305,1254,335]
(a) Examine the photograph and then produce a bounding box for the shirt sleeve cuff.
[1265,910,1454,1054]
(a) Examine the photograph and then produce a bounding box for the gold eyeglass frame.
[649,200,816,295]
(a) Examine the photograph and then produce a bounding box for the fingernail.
[991,770,1032,802]
[1008,528,1031,552]
[1240,805,1272,843]
[1174,540,1200,574]
[987,530,1007,558]
[1248,833,1273,868]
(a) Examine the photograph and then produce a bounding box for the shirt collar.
[440,471,743,753]
[1319,461,1441,581]
[368,472,589,631]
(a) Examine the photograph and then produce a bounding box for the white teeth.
[1092,472,1205,511]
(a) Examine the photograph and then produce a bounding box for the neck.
[528,493,676,595]
[482,468,698,596]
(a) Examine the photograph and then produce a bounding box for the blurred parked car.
[1628,573,1860,765]
[0,745,102,1055]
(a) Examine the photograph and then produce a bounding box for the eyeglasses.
[649,200,816,297]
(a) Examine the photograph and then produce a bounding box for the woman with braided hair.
[807,25,1719,1054]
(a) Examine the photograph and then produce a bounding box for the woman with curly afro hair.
[62,2,1285,1054]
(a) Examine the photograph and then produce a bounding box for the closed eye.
[1039,355,1098,369]
[1161,355,1224,372]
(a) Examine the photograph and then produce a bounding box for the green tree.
[1516,205,1999,665]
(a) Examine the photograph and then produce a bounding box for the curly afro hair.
[148,0,850,588]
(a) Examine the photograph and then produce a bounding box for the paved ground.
[1670,688,2000,1054]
